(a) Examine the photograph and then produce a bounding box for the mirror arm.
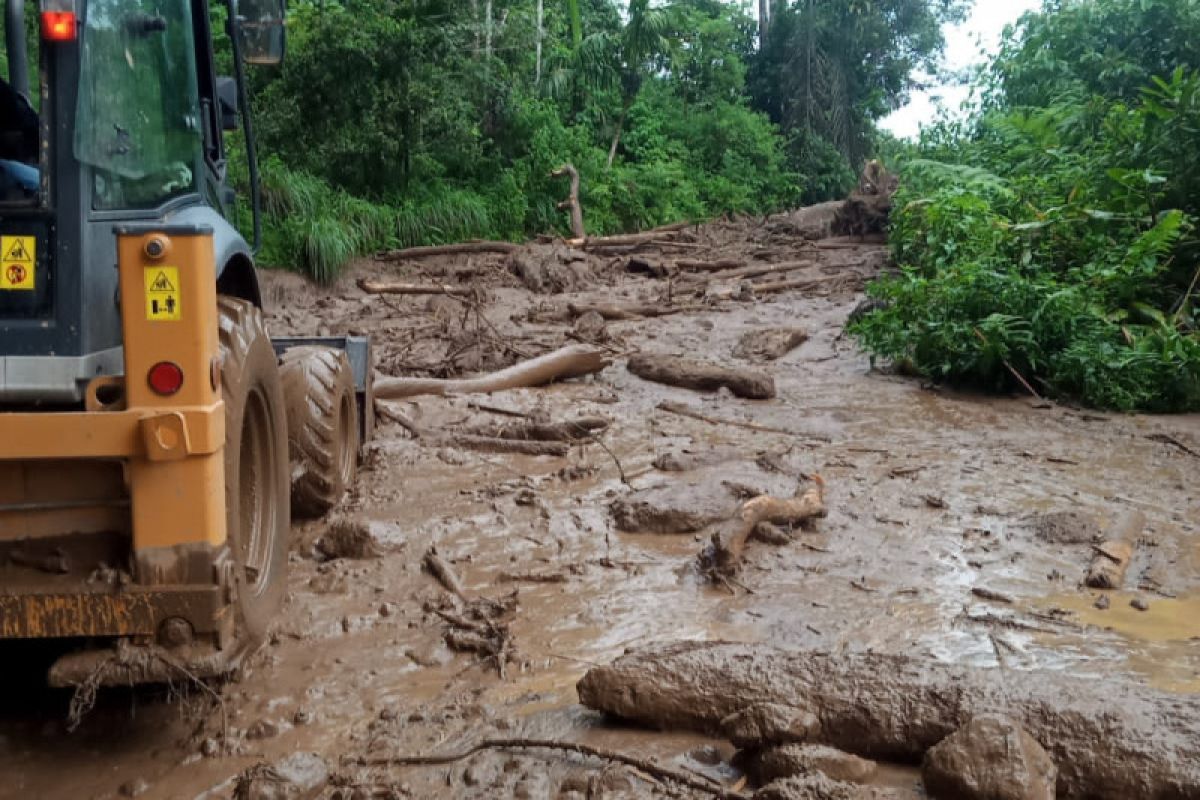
[6,0,29,101]
[226,1,261,255]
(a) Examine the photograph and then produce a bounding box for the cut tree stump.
[627,354,775,400]
[576,642,1200,800]
[374,345,610,400]
[1085,510,1144,589]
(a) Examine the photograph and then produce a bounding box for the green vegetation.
[852,0,1200,412]
[236,0,963,281]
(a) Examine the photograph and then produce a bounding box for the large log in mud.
[375,345,610,399]
[577,642,1200,800]
[627,354,776,400]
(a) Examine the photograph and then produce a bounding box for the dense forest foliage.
[852,0,1200,411]
[241,0,965,281]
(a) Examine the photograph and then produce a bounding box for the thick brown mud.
[0,213,1197,798]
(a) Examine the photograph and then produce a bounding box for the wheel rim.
[239,384,278,597]
[336,390,356,488]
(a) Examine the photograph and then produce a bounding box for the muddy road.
[1,211,1197,799]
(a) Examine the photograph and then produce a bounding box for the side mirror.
[216,76,239,131]
[235,0,286,66]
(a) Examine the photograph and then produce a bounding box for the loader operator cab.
[0,0,370,690]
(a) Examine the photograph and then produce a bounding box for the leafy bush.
[853,30,1200,412]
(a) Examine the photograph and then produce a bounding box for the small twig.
[657,400,830,443]
[849,578,878,593]
[973,327,1042,400]
[355,738,751,799]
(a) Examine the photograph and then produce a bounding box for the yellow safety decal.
[0,235,35,290]
[144,266,181,321]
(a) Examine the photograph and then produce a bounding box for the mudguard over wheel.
[279,346,359,518]
[219,297,290,645]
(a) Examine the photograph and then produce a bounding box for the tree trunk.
[577,642,1200,800]
[758,0,769,48]
[606,106,628,170]
[535,0,544,85]
[551,163,585,239]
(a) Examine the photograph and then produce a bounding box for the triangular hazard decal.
[4,240,30,261]
[149,271,176,292]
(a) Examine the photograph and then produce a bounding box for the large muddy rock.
[753,744,877,785]
[610,482,736,533]
[577,641,1200,799]
[922,715,1055,800]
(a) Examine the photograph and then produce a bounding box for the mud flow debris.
[4,187,1199,799]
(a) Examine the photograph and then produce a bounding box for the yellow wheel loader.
[0,0,372,685]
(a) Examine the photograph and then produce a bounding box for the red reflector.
[147,362,184,396]
[41,11,77,41]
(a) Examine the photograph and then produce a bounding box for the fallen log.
[628,354,775,400]
[577,642,1200,800]
[566,302,702,321]
[374,345,610,400]
[582,231,683,249]
[432,434,570,457]
[1085,510,1144,589]
[677,259,745,272]
[423,547,465,598]
[705,478,825,574]
[357,278,472,297]
[683,260,815,285]
[465,417,609,442]
[377,241,518,260]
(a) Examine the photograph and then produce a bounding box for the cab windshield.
[74,0,202,209]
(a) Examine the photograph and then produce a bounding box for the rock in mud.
[752,744,877,785]
[733,328,809,362]
[652,448,739,473]
[245,718,281,740]
[573,310,608,342]
[922,715,1055,800]
[315,518,382,560]
[1030,511,1102,545]
[234,752,329,800]
[610,482,737,533]
[118,778,150,797]
[721,702,820,749]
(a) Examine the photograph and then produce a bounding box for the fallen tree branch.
[377,241,518,260]
[676,259,745,272]
[358,278,473,297]
[464,417,610,442]
[374,345,611,400]
[431,434,570,457]
[656,400,829,442]
[567,302,703,321]
[581,231,684,249]
[354,737,750,799]
[683,260,815,285]
[577,642,1200,799]
[628,354,775,400]
[704,477,826,575]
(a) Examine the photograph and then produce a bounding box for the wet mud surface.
[1,213,1197,798]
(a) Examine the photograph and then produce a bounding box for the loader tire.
[219,297,290,645]
[279,346,358,518]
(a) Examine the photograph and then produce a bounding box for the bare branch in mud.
[377,241,518,260]
[681,260,815,286]
[565,301,703,321]
[656,400,830,443]
[352,738,751,799]
[357,279,474,297]
[374,345,611,400]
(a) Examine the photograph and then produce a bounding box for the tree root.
[353,738,750,799]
